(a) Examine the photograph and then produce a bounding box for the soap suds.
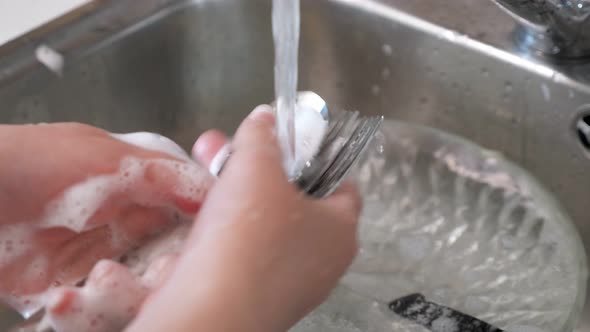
[39,157,211,233]
[110,132,190,162]
[0,132,214,329]
[0,224,32,267]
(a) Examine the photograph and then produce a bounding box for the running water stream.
[272,0,300,177]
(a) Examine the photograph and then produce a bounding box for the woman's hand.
[128,105,362,332]
[0,123,213,312]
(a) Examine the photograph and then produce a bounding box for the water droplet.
[481,68,490,77]
[540,83,551,101]
[381,68,391,80]
[504,81,513,92]
[381,44,393,56]
[569,90,576,99]
[551,46,561,54]
[371,85,381,96]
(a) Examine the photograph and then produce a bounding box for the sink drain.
[575,113,590,151]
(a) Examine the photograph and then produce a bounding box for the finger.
[226,105,285,180]
[192,130,228,168]
[44,207,170,289]
[86,259,143,293]
[111,206,173,245]
[141,254,178,289]
[47,225,122,287]
[317,181,363,224]
[139,159,214,214]
[45,286,79,316]
[45,260,148,332]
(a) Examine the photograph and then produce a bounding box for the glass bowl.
[292,120,587,332]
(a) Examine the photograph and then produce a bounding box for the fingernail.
[209,143,232,177]
[248,104,275,123]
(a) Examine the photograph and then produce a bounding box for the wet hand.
[0,123,212,312]
[128,105,362,332]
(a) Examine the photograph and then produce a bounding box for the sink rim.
[0,0,588,330]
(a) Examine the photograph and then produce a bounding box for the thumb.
[223,105,287,181]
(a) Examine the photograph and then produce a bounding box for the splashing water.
[272,0,300,177]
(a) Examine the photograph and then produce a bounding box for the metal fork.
[212,91,384,198]
[298,104,384,197]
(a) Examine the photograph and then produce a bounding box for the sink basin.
[0,0,589,330]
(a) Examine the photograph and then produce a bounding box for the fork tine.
[300,110,361,193]
[318,116,383,197]
[306,113,383,197]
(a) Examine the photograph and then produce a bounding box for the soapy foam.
[110,132,190,162]
[38,260,150,332]
[36,250,181,332]
[0,131,214,327]
[40,175,114,233]
[0,224,32,267]
[36,226,188,332]
[22,257,50,288]
[123,222,190,277]
[39,157,211,233]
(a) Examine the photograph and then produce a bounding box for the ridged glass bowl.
[292,120,587,332]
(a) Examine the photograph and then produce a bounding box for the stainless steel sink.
[1,0,589,330]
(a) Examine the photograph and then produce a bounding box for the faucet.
[491,0,590,59]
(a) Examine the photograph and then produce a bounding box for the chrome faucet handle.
[491,0,590,59]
